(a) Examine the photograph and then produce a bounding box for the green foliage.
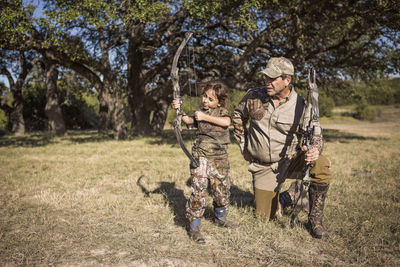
[124,0,170,24]
[59,89,99,130]
[21,80,99,131]
[361,81,395,105]
[0,109,7,134]
[0,1,36,47]
[229,89,246,113]
[319,91,335,117]
[385,78,400,104]
[326,78,400,107]
[185,0,263,30]
[353,98,381,121]
[294,86,335,118]
[22,82,48,131]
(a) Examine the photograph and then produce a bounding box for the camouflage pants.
[186,156,231,222]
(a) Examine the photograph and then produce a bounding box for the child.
[172,83,237,243]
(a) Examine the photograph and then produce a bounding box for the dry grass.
[1,105,399,266]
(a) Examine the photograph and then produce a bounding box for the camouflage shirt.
[232,87,323,164]
[191,107,231,159]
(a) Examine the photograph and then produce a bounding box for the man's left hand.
[303,145,319,162]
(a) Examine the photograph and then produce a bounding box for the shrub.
[23,83,48,131]
[319,92,335,117]
[364,82,395,105]
[0,109,7,134]
[22,82,99,131]
[353,100,381,121]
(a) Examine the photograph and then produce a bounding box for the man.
[232,57,332,239]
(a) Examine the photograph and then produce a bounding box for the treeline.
[1,1,399,138]
[1,76,398,134]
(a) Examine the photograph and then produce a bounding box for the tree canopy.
[1,0,399,137]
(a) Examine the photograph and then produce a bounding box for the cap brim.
[260,68,281,79]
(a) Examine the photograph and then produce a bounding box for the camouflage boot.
[308,182,330,239]
[189,218,205,243]
[213,207,239,229]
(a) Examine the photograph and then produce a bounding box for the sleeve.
[188,111,198,128]
[301,102,324,152]
[219,107,231,118]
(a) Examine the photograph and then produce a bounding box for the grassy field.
[1,105,399,266]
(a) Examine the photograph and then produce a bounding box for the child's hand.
[194,111,206,121]
[172,99,182,110]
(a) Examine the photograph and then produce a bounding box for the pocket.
[276,114,299,134]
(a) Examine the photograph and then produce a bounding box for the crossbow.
[171,32,199,168]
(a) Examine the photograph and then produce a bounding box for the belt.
[251,159,273,166]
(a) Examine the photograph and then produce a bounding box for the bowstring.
[185,36,198,143]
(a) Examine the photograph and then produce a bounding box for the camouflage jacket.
[191,107,231,159]
[232,87,323,164]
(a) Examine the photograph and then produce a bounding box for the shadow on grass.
[146,129,194,146]
[0,130,114,147]
[0,128,380,148]
[66,131,114,143]
[0,132,55,147]
[230,185,254,209]
[136,175,254,232]
[323,129,383,142]
[150,128,382,147]
[137,175,188,229]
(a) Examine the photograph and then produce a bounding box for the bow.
[288,67,319,228]
[171,32,199,168]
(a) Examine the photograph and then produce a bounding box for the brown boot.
[254,188,279,220]
[213,207,239,229]
[308,182,330,239]
[213,218,239,229]
[189,228,205,243]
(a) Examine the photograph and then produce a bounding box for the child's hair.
[203,83,229,108]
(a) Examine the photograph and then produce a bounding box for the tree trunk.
[3,52,34,136]
[151,98,169,134]
[98,90,109,134]
[10,89,25,135]
[127,29,153,135]
[131,102,152,135]
[45,62,66,136]
[109,89,127,140]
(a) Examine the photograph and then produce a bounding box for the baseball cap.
[260,57,294,78]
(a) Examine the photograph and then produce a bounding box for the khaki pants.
[249,152,331,219]
[249,152,331,192]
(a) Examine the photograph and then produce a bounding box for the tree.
[42,59,66,136]
[0,50,36,135]
[1,0,399,137]
[183,0,400,86]
[0,0,124,138]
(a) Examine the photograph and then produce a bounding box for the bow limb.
[171,32,199,168]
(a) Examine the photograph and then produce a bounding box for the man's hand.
[303,145,319,162]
